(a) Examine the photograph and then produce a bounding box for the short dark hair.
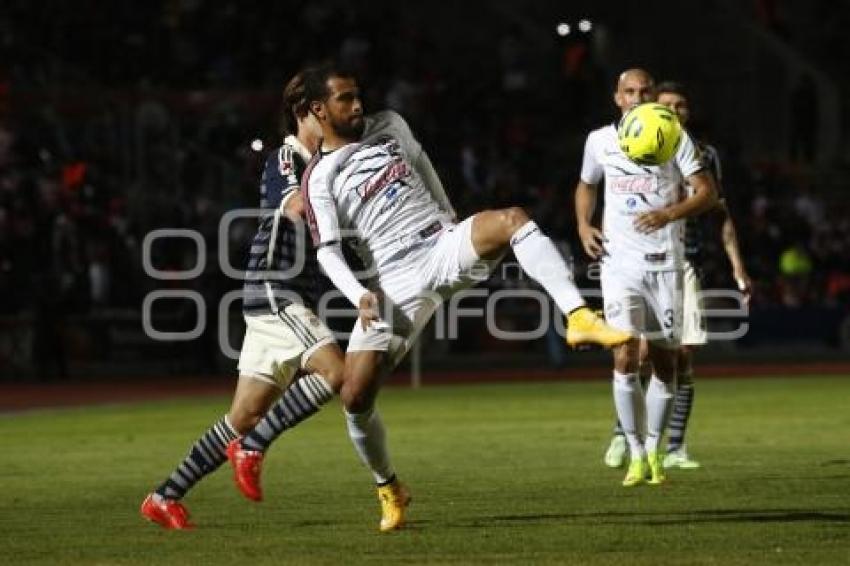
[281,71,308,136]
[302,62,356,107]
[656,80,688,99]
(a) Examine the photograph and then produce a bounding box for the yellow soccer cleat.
[377,480,411,532]
[622,457,646,487]
[566,307,631,348]
[647,451,667,485]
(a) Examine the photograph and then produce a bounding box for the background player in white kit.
[300,63,630,531]
[603,81,754,471]
[575,69,718,487]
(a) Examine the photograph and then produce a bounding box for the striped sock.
[240,373,333,452]
[667,382,695,452]
[155,415,238,500]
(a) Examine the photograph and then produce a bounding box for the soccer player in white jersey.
[289,62,630,530]
[603,81,754,471]
[575,69,718,487]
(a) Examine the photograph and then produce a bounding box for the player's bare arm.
[717,200,753,302]
[633,170,717,234]
[281,190,306,221]
[575,180,606,259]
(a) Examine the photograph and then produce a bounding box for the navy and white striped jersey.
[683,142,723,264]
[242,138,326,315]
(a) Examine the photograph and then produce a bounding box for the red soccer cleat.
[226,439,264,502]
[140,493,194,529]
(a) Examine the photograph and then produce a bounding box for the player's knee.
[678,347,694,382]
[613,339,640,373]
[341,388,375,414]
[320,366,345,394]
[501,206,530,233]
[650,345,677,380]
[228,408,263,434]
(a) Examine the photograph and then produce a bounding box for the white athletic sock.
[613,371,646,459]
[645,374,676,454]
[510,221,585,313]
[345,407,395,485]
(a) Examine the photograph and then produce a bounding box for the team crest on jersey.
[278,146,295,178]
[360,159,410,200]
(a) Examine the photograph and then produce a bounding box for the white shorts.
[237,303,335,388]
[681,261,708,346]
[348,217,500,365]
[601,264,683,348]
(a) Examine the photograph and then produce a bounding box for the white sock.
[510,221,585,313]
[645,374,676,454]
[345,407,394,485]
[613,371,646,459]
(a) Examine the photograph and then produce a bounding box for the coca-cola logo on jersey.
[609,175,656,194]
[360,160,411,200]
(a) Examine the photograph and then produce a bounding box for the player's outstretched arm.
[575,180,605,259]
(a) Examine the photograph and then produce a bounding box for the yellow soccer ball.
[617,102,682,166]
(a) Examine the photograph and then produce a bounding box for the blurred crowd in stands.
[1,0,849,375]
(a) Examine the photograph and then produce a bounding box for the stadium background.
[1,2,849,565]
[1,0,849,383]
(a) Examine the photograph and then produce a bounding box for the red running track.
[1,363,848,412]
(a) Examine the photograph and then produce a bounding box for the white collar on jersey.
[284,135,312,162]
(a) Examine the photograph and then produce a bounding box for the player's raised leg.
[470,207,630,348]
[141,376,280,529]
[227,341,344,502]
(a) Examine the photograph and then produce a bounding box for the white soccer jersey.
[580,124,703,271]
[305,111,454,268]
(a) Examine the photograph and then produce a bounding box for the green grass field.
[1,376,849,565]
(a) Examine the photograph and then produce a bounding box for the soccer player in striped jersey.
[576,69,718,487]
[289,63,629,531]
[628,81,752,469]
[141,72,348,529]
